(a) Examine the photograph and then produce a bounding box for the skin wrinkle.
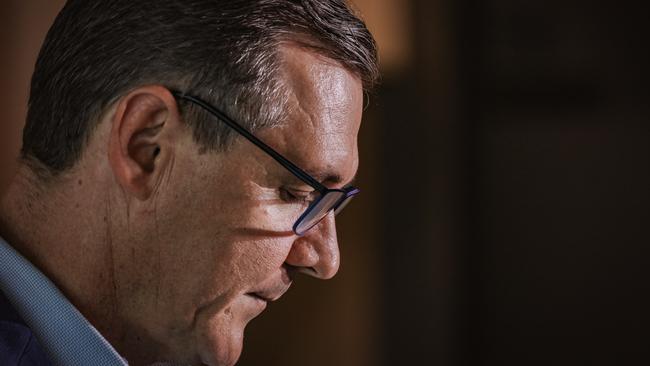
[154,198,161,307]
[291,89,318,134]
[277,52,359,181]
[106,193,121,320]
[153,153,172,309]
[183,155,254,333]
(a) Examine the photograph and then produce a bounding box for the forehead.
[257,45,364,184]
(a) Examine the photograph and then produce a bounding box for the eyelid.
[284,183,316,193]
[289,189,311,197]
[281,186,317,204]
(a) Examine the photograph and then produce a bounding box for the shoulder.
[0,320,35,365]
[0,292,51,366]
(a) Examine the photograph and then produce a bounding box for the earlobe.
[108,86,181,201]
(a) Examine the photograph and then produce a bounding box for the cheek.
[225,236,294,288]
[154,157,295,320]
[161,233,292,315]
[174,237,292,364]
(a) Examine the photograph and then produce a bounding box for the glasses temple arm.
[172,92,326,192]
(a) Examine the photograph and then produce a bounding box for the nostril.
[304,267,319,277]
[283,263,318,278]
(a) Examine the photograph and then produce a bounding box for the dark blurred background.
[2,1,649,365]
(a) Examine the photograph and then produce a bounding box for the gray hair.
[23,0,379,175]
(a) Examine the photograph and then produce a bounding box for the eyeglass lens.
[294,190,346,235]
[334,195,354,215]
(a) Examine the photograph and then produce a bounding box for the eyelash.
[280,188,315,205]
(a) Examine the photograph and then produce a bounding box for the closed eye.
[280,187,317,205]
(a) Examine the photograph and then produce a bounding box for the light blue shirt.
[0,236,127,365]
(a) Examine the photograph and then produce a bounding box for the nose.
[284,212,340,279]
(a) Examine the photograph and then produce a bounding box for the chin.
[199,330,244,366]
[195,296,262,366]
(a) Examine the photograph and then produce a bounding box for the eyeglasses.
[172,91,360,236]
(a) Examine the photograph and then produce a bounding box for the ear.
[108,85,182,201]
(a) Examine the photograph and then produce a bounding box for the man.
[0,1,378,365]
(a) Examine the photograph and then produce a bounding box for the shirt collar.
[0,236,127,365]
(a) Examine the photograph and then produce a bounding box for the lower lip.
[247,294,268,311]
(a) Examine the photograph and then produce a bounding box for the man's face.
[114,46,363,366]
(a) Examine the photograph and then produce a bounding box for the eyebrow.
[307,170,358,187]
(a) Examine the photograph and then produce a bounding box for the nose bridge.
[300,212,340,279]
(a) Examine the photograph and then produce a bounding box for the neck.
[0,163,123,342]
[0,161,179,365]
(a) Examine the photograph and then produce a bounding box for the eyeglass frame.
[171,91,360,236]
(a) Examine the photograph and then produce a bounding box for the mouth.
[246,281,292,305]
[246,267,294,307]
[246,285,290,303]
[246,292,272,303]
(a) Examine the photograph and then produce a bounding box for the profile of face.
[105,45,363,366]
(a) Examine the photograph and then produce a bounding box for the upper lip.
[248,267,294,302]
[249,283,291,302]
